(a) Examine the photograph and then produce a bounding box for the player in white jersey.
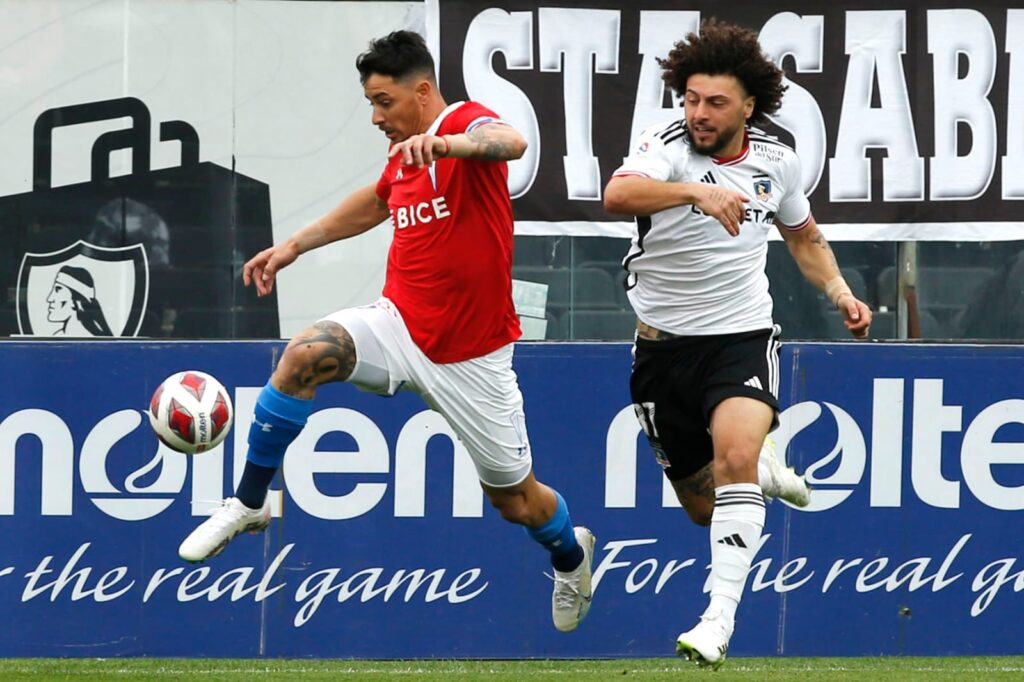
[604,18,872,668]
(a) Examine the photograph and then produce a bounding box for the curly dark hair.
[659,18,786,126]
[356,30,435,85]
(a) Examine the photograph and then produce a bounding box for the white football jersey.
[613,121,811,335]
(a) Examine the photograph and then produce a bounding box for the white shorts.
[318,298,533,487]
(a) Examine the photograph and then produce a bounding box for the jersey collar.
[711,131,750,166]
[425,101,465,136]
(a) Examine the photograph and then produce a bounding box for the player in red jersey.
[178,30,595,633]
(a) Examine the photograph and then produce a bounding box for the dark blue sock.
[526,491,584,572]
[235,382,313,507]
[235,461,278,509]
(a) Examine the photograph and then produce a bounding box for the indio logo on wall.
[17,240,149,338]
[0,96,279,339]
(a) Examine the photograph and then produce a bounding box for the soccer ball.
[148,370,233,454]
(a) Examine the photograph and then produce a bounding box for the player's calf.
[669,466,716,527]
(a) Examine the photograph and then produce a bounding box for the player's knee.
[713,446,758,481]
[487,493,532,525]
[273,342,317,391]
[274,323,356,391]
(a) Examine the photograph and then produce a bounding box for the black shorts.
[630,325,782,481]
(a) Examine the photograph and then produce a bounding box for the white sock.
[706,483,765,623]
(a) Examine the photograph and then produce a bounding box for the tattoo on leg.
[289,322,356,387]
[679,464,716,507]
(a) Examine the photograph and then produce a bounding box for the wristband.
[438,135,451,157]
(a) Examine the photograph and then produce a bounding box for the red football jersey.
[375,101,522,363]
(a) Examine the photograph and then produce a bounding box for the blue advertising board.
[0,340,1022,657]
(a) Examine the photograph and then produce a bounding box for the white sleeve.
[775,151,812,229]
[611,126,677,182]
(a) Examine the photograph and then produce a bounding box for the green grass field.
[1,658,1023,681]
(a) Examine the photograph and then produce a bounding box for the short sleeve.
[444,102,504,135]
[375,163,392,202]
[611,125,678,182]
[775,152,812,229]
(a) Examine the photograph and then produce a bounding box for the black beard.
[690,136,730,156]
[688,123,745,156]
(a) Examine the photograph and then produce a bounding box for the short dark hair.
[659,18,787,126]
[356,30,436,85]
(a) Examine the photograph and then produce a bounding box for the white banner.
[428,0,1024,240]
[0,0,421,337]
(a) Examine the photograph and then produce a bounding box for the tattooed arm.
[777,218,841,290]
[446,123,527,161]
[388,123,527,167]
[778,217,872,338]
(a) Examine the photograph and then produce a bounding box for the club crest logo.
[754,179,772,201]
[16,240,149,337]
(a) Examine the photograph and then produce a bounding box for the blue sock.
[526,491,584,572]
[235,382,313,507]
[235,461,278,510]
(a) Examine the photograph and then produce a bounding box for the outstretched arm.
[291,183,390,252]
[778,217,872,338]
[244,183,389,297]
[388,122,528,167]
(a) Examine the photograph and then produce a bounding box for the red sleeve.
[375,160,393,202]
[441,102,502,135]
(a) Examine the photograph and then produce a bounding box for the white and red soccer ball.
[148,370,233,454]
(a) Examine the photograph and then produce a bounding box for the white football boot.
[758,436,811,507]
[675,609,733,669]
[178,497,271,562]
[550,526,597,632]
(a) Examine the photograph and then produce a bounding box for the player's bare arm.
[244,183,389,297]
[458,122,528,161]
[389,123,528,167]
[604,175,749,236]
[778,218,872,338]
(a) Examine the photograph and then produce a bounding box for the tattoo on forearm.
[808,226,840,270]
[289,321,356,387]
[466,127,513,160]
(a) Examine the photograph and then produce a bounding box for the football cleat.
[550,526,597,632]
[178,497,271,562]
[675,609,733,669]
[758,436,811,507]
